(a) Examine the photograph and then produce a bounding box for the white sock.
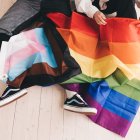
[65,89,77,99]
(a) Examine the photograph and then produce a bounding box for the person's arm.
[75,0,98,18]
[75,0,107,25]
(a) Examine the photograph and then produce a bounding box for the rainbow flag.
[47,12,140,137]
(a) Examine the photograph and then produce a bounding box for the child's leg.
[61,83,97,115]
[0,65,27,107]
[0,79,27,107]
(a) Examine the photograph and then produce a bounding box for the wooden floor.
[0,1,140,140]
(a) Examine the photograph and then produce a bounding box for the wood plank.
[0,102,16,140]
[49,85,64,140]
[11,86,41,140]
[88,117,116,140]
[11,0,16,4]
[37,86,53,140]
[74,114,90,140]
[63,109,77,140]
[0,0,14,17]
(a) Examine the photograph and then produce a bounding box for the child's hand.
[93,11,107,25]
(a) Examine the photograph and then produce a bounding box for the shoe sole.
[64,105,97,115]
[0,89,28,107]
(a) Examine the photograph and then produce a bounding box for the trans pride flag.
[0,12,140,137]
[0,23,81,88]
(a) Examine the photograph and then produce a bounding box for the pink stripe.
[23,29,39,43]
[4,31,45,73]
[85,94,131,137]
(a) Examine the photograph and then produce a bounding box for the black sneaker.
[64,94,97,115]
[0,86,27,107]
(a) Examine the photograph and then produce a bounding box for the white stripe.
[2,88,20,98]
[67,99,85,105]
[3,33,34,58]
[6,33,28,56]
[0,41,9,78]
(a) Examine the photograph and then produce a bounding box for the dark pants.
[93,0,137,19]
[0,33,10,47]
[41,0,72,16]
[0,0,41,48]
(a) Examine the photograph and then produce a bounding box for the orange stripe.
[57,28,110,58]
[109,42,140,64]
[57,28,140,64]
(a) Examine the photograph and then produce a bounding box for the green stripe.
[106,70,140,101]
[62,69,140,101]
[61,74,101,84]
[112,68,129,85]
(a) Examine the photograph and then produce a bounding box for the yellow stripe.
[69,48,136,79]
[127,64,140,80]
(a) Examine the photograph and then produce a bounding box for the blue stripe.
[35,28,57,68]
[87,81,140,121]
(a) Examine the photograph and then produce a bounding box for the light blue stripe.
[88,81,140,122]
[35,28,57,68]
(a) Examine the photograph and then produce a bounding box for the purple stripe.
[62,83,80,92]
[85,94,131,137]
